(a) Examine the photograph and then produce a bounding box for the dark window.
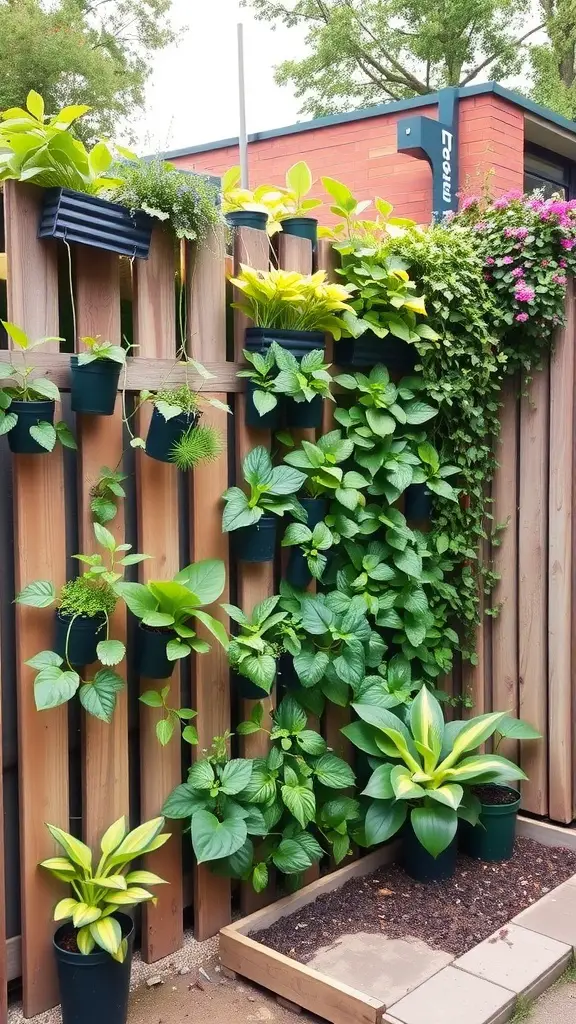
[524,145,571,198]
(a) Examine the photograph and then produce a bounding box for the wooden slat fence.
[1,185,576,1016]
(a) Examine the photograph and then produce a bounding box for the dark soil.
[472,784,519,805]
[251,838,576,961]
[56,929,81,953]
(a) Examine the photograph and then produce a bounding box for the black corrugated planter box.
[145,407,200,463]
[246,327,324,360]
[70,356,122,415]
[54,611,107,668]
[335,331,418,373]
[38,188,153,259]
[234,515,277,562]
[285,395,323,428]
[8,399,55,454]
[402,821,457,882]
[404,484,432,520]
[54,912,134,1024]
[245,381,282,429]
[137,624,176,679]
[460,785,521,863]
[226,210,268,231]
[281,217,318,247]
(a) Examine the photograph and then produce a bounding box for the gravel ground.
[251,838,576,961]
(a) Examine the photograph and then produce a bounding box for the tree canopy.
[0,0,177,140]
[242,0,576,119]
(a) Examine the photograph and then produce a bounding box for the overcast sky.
[131,0,305,153]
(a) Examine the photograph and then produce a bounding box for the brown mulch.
[251,838,576,961]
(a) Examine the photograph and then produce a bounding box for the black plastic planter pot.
[234,516,277,562]
[286,549,312,589]
[54,913,134,1024]
[39,188,153,259]
[335,332,418,373]
[246,327,325,360]
[7,399,55,454]
[300,497,328,528]
[70,356,122,416]
[402,822,457,882]
[285,396,323,429]
[233,671,273,700]
[54,610,107,667]
[404,484,432,520]
[137,624,176,679]
[460,785,521,863]
[245,381,282,429]
[277,653,300,697]
[226,210,268,231]
[281,217,318,247]
[145,407,200,463]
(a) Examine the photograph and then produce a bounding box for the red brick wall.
[174,94,524,223]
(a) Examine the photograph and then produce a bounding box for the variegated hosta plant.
[345,687,528,858]
[41,816,170,961]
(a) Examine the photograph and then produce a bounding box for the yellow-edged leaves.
[437,712,507,772]
[391,766,425,800]
[77,926,96,955]
[409,686,444,770]
[39,857,78,881]
[72,903,102,928]
[125,870,168,886]
[426,784,463,810]
[46,825,92,872]
[90,916,122,957]
[108,816,168,866]
[99,816,128,858]
[441,753,528,784]
[104,887,155,906]
[54,898,79,921]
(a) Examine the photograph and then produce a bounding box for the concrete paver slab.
[513,876,576,949]
[454,923,571,1000]
[307,932,453,1005]
[384,965,515,1024]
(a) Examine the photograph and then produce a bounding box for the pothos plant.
[222,446,307,532]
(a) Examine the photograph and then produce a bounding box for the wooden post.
[74,247,130,848]
[5,181,68,1015]
[133,227,184,959]
[187,226,232,938]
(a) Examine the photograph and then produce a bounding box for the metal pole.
[237,22,249,188]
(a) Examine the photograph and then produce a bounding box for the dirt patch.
[251,838,576,961]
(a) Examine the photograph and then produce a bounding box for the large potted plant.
[70,336,126,416]
[222,446,306,562]
[237,346,282,429]
[127,379,226,468]
[115,558,228,679]
[282,519,334,590]
[344,688,528,882]
[274,345,334,429]
[229,265,356,360]
[0,321,77,453]
[222,166,282,231]
[271,161,322,245]
[41,815,170,1024]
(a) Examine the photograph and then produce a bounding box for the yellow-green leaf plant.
[222,165,286,235]
[41,816,170,961]
[229,265,357,339]
[344,687,529,858]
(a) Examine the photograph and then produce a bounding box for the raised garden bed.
[219,831,576,1024]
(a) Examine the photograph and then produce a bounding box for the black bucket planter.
[246,327,324,360]
[145,407,199,463]
[460,786,521,863]
[286,549,312,589]
[233,671,273,700]
[54,912,134,1024]
[226,210,268,231]
[245,381,282,429]
[137,624,176,679]
[285,396,323,429]
[404,484,433,520]
[7,399,55,454]
[281,217,318,247]
[39,188,153,259]
[335,332,418,373]
[54,610,107,667]
[277,653,300,697]
[234,516,277,562]
[70,356,122,416]
[300,497,328,529]
[402,821,457,882]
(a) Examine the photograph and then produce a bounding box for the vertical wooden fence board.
[548,282,574,824]
[490,380,519,762]
[0,632,6,1021]
[5,181,69,1016]
[518,364,549,815]
[74,247,130,848]
[133,227,184,959]
[187,228,232,938]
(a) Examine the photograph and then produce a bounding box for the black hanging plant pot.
[460,785,521,863]
[244,381,282,429]
[70,356,122,416]
[233,671,273,701]
[226,210,268,231]
[137,624,176,679]
[285,395,323,429]
[404,484,432,520]
[54,610,107,667]
[299,497,328,528]
[335,331,418,373]
[286,549,312,589]
[7,399,55,454]
[54,912,134,1024]
[280,217,318,247]
[38,188,153,259]
[234,515,277,562]
[402,820,457,882]
[145,407,200,463]
[246,327,325,360]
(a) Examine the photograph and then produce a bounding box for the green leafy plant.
[90,466,128,525]
[283,430,365,506]
[41,816,170,961]
[0,90,124,193]
[76,335,126,366]
[411,442,459,502]
[115,558,229,663]
[0,320,77,451]
[225,596,287,695]
[222,446,307,532]
[140,685,199,748]
[274,346,334,404]
[282,520,334,580]
[344,688,527,857]
[229,265,356,339]
[278,161,322,221]
[222,166,286,234]
[237,346,280,417]
[126,376,229,460]
[110,158,221,241]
